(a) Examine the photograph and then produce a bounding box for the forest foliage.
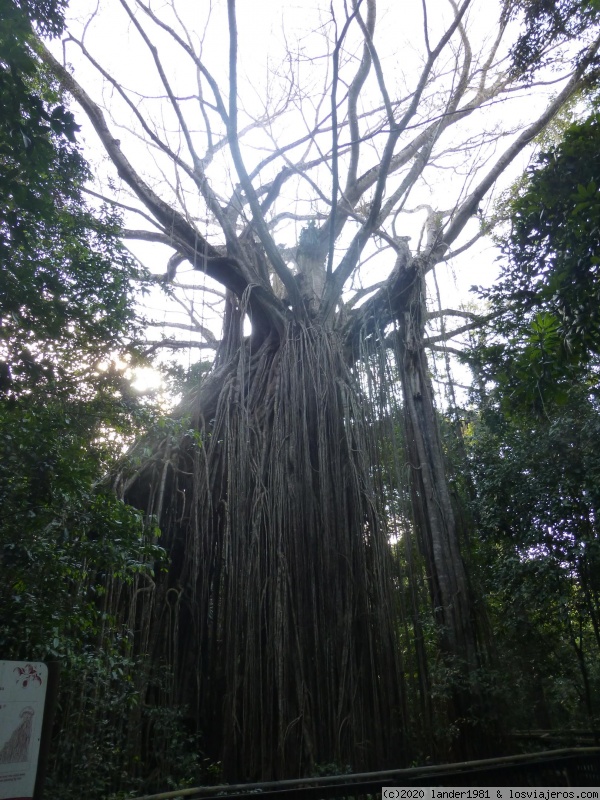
[1,0,600,796]
[465,85,600,740]
[477,103,600,410]
[0,1,170,795]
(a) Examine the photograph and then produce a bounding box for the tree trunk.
[124,314,407,780]
[396,265,489,757]
[118,252,499,773]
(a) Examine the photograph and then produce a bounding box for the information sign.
[0,662,48,800]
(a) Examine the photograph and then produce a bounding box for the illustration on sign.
[0,706,35,764]
[0,661,48,800]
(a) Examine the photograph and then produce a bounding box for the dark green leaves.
[475,110,600,413]
[0,0,160,666]
[3,0,68,38]
[0,6,142,398]
[506,0,600,77]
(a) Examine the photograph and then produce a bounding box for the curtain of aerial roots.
[126,319,408,780]
[359,331,437,756]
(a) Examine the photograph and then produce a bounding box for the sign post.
[0,662,48,800]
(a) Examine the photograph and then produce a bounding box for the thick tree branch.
[365,0,473,225]
[122,229,175,244]
[120,0,245,254]
[38,41,294,336]
[38,41,297,339]
[226,0,302,311]
[345,0,375,191]
[328,0,368,275]
[37,44,240,281]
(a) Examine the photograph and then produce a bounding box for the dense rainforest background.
[2,0,600,796]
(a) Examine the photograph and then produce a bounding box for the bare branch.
[169,283,227,300]
[427,343,466,357]
[143,339,217,356]
[441,229,486,261]
[426,309,489,322]
[146,320,214,334]
[328,0,368,275]
[66,33,203,190]
[134,0,229,125]
[344,0,375,192]
[421,0,431,55]
[424,315,497,345]
[119,0,204,173]
[167,294,218,343]
[321,0,475,317]
[439,31,600,255]
[366,0,473,219]
[82,187,163,229]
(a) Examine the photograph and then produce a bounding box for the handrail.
[130,747,600,800]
